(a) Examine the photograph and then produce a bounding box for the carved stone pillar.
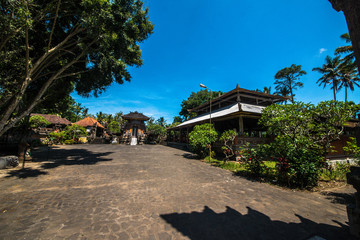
[346,166,360,237]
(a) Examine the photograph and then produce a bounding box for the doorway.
[132,126,138,137]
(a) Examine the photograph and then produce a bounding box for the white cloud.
[319,48,327,54]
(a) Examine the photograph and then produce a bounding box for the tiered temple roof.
[123,112,150,121]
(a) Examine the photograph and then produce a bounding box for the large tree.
[179,89,222,121]
[312,55,341,100]
[0,0,153,136]
[274,64,306,103]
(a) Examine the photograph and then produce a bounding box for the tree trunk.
[290,88,294,103]
[345,87,348,102]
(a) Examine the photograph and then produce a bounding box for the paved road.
[0,144,356,240]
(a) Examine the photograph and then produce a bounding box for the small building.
[73,117,105,141]
[122,112,150,145]
[30,113,71,135]
[168,84,287,150]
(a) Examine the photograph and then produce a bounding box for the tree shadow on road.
[5,167,48,179]
[4,147,113,179]
[160,206,355,240]
[321,191,355,206]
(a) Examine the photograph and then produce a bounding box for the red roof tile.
[31,114,71,125]
[73,117,104,128]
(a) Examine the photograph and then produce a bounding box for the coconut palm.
[312,55,341,100]
[274,86,290,104]
[335,33,355,65]
[263,86,271,94]
[338,61,360,102]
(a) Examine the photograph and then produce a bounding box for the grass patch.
[204,157,277,179]
[203,156,352,190]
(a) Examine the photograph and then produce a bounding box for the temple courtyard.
[0,144,357,240]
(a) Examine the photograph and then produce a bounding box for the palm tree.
[274,64,306,103]
[338,61,360,102]
[263,86,271,94]
[335,33,355,65]
[312,55,341,100]
[274,86,290,104]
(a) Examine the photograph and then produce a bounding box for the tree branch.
[0,37,98,136]
[48,0,61,50]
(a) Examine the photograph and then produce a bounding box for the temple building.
[168,84,287,149]
[73,116,105,141]
[168,84,360,157]
[122,112,150,145]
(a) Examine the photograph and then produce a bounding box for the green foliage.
[147,124,166,136]
[272,137,323,188]
[338,61,360,102]
[146,117,167,144]
[49,131,66,144]
[0,0,154,136]
[157,117,167,127]
[259,101,358,188]
[64,124,87,142]
[335,33,355,64]
[343,137,360,162]
[312,55,341,101]
[179,89,222,120]
[64,139,75,145]
[173,116,183,124]
[313,101,359,155]
[260,100,358,156]
[108,121,121,134]
[29,115,50,128]
[238,143,269,177]
[274,64,306,103]
[220,130,237,162]
[189,123,218,159]
[320,163,351,182]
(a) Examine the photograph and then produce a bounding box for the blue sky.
[72,0,357,123]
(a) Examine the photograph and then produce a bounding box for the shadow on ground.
[321,191,355,206]
[5,147,113,179]
[4,167,48,179]
[160,206,355,240]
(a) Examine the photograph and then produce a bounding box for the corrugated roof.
[123,112,150,121]
[190,84,288,112]
[31,114,71,125]
[171,103,265,129]
[74,117,105,128]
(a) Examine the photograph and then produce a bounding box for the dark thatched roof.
[123,112,150,121]
[31,114,71,125]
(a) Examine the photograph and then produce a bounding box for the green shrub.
[64,124,87,142]
[220,129,237,162]
[270,136,323,188]
[238,143,269,177]
[108,121,121,134]
[49,131,66,144]
[189,123,218,159]
[64,139,75,145]
[343,137,360,163]
[320,162,351,181]
[29,115,50,128]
